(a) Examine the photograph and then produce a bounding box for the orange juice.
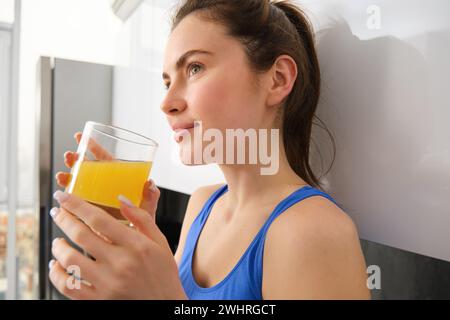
[67,160,152,213]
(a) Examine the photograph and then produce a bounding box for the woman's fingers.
[74,132,82,144]
[118,184,171,251]
[53,191,136,247]
[49,260,96,300]
[64,151,79,169]
[49,205,112,261]
[75,132,113,161]
[51,238,99,285]
[139,180,159,221]
[55,172,71,188]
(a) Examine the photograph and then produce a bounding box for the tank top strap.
[259,185,341,235]
[196,184,228,226]
[181,184,228,256]
[246,185,341,297]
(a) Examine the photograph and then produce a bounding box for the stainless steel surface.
[52,58,113,201]
[36,56,53,300]
[37,57,52,210]
[36,57,113,299]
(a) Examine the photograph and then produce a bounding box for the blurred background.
[0,0,449,299]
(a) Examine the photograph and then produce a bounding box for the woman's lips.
[174,126,194,143]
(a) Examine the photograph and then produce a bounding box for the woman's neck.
[218,144,308,217]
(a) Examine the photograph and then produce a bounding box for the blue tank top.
[178,184,341,300]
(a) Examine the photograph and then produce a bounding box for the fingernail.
[52,238,60,246]
[118,195,136,207]
[49,207,60,219]
[53,190,69,203]
[49,259,55,269]
[149,179,157,192]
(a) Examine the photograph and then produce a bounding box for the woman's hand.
[55,132,82,189]
[48,179,187,300]
[55,132,114,190]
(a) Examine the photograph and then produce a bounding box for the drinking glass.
[65,121,158,225]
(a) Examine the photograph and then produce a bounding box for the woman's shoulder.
[191,183,226,203]
[198,183,227,194]
[267,194,358,245]
[262,195,370,299]
[185,183,226,221]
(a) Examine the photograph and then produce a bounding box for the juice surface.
[69,160,152,209]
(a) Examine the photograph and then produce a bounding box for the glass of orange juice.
[65,121,158,225]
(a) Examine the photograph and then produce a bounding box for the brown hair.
[171,0,335,190]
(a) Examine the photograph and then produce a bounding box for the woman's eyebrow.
[162,49,213,81]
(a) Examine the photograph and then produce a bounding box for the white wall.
[303,0,450,262]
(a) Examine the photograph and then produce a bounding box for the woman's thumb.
[139,179,160,221]
[118,193,167,247]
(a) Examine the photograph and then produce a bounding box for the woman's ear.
[265,55,298,107]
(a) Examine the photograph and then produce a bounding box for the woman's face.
[161,13,274,164]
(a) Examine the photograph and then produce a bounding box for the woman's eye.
[188,63,203,77]
[164,83,170,90]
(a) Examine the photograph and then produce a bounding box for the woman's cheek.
[195,80,244,127]
[193,77,225,108]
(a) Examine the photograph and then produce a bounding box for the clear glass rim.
[87,121,159,148]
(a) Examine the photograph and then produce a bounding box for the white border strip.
[6,0,21,300]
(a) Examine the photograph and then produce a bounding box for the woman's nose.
[160,89,187,115]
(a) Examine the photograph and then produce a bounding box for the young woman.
[51,0,370,300]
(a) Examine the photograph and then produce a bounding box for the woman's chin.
[178,148,218,166]
[179,146,201,166]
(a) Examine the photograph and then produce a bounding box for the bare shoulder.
[174,183,226,266]
[263,195,371,299]
[269,195,359,244]
[188,183,227,216]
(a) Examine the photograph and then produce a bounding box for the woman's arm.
[262,196,371,300]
